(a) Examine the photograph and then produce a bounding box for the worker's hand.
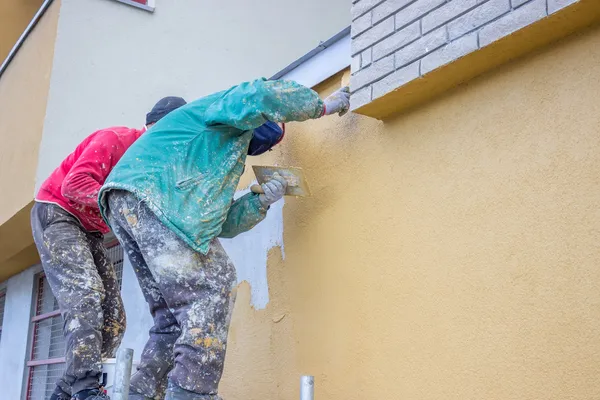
[258,173,287,208]
[323,86,351,116]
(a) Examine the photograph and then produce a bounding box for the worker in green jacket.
[99,78,350,400]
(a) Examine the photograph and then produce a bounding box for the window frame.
[110,0,155,12]
[25,273,66,400]
[24,242,125,400]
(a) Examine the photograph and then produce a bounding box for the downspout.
[0,0,55,80]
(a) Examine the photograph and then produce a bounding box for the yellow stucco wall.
[0,0,44,64]
[220,23,600,400]
[0,0,59,280]
[0,0,59,224]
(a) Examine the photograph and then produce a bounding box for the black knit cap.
[146,96,187,125]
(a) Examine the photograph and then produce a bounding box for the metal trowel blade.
[252,165,311,197]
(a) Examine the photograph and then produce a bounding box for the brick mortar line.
[354,58,424,96]
[367,0,454,62]
[448,8,514,43]
[352,22,398,56]
[512,0,538,10]
[477,0,549,44]
[422,1,491,35]
[357,2,508,65]
[351,85,373,103]
[353,34,442,92]
[352,68,397,93]
[353,14,394,42]
[475,3,550,39]
[395,41,447,70]
[352,0,389,21]
[370,0,421,25]
[395,1,449,32]
[351,13,373,39]
[371,32,423,63]
[352,0,552,87]
[388,0,422,26]
[352,0,447,58]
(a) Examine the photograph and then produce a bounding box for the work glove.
[258,173,288,208]
[323,86,351,116]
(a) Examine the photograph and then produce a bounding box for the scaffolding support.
[112,348,134,400]
[300,375,314,400]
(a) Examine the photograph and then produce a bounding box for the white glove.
[258,173,288,208]
[323,86,351,116]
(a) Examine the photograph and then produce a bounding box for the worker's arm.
[218,174,287,238]
[218,193,268,238]
[204,78,329,131]
[61,131,118,208]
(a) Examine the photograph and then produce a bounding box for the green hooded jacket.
[99,78,324,254]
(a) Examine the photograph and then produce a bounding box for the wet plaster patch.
[219,182,284,310]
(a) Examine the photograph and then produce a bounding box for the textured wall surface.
[0,1,60,281]
[350,0,579,109]
[0,0,44,63]
[0,0,59,225]
[220,25,600,400]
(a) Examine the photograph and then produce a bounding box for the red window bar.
[105,239,125,289]
[25,244,124,400]
[26,273,66,400]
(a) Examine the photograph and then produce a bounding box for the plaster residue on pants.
[219,182,285,310]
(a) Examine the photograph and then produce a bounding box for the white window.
[110,0,155,12]
[25,244,125,400]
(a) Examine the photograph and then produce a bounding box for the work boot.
[164,382,221,400]
[71,388,110,400]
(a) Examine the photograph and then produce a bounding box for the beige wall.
[0,0,59,281]
[220,24,600,400]
[0,0,44,63]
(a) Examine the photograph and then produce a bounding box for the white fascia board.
[273,31,351,88]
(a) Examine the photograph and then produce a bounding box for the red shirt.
[36,126,145,233]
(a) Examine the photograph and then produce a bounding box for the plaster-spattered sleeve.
[62,130,119,208]
[218,193,268,239]
[204,78,325,131]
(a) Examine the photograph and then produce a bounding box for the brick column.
[350,0,579,110]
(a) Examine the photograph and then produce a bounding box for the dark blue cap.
[146,96,187,125]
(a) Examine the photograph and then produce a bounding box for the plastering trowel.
[250,166,311,197]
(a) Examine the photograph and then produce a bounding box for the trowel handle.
[251,184,264,194]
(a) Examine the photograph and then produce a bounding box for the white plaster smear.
[219,182,284,310]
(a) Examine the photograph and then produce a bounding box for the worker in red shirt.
[31,97,187,400]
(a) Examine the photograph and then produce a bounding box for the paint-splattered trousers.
[30,202,126,396]
[104,190,237,400]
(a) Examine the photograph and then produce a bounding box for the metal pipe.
[300,375,314,400]
[112,348,134,400]
[0,0,55,80]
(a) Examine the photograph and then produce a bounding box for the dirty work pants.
[105,190,237,399]
[30,202,126,396]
